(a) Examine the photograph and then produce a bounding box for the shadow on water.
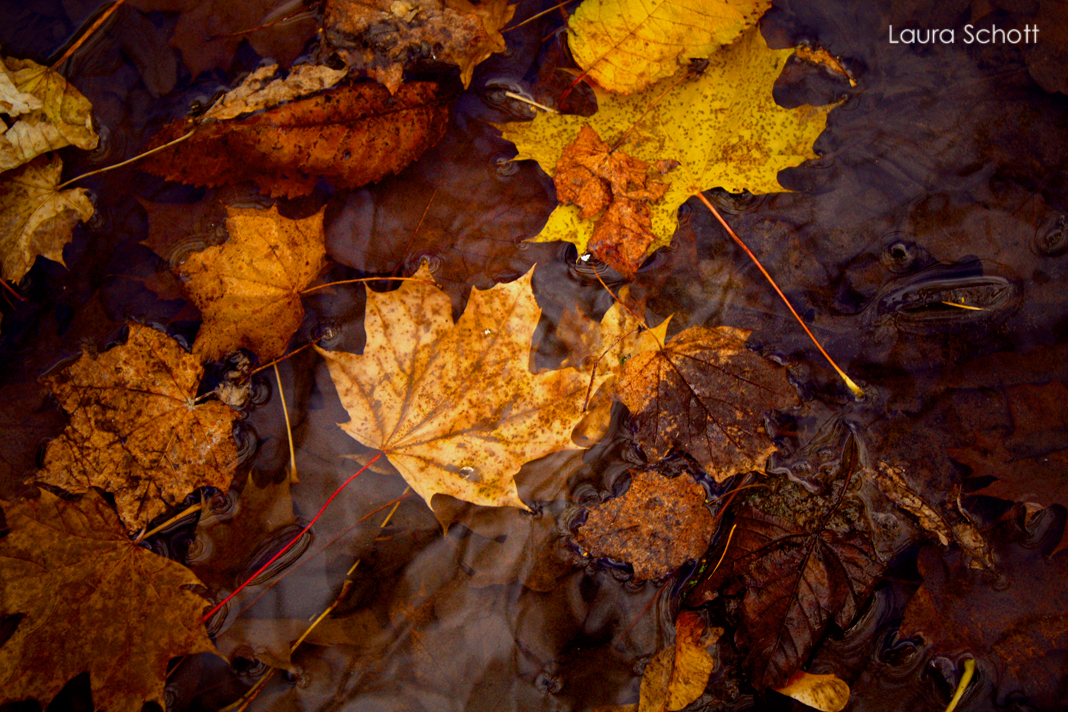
[2,0,1068,710]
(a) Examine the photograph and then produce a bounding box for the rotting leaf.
[637,611,721,712]
[180,204,327,362]
[36,324,240,532]
[142,81,452,198]
[617,325,798,481]
[316,264,600,516]
[576,468,716,581]
[201,63,349,122]
[0,154,94,282]
[567,0,771,94]
[0,489,217,712]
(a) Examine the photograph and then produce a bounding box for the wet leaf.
[0,489,217,712]
[316,264,596,514]
[201,63,350,122]
[143,80,452,198]
[567,0,771,94]
[180,204,326,362]
[0,154,93,282]
[638,612,721,711]
[36,324,240,532]
[617,325,798,481]
[0,382,64,498]
[0,54,98,172]
[500,26,831,262]
[576,468,716,580]
[323,0,515,91]
[773,670,850,712]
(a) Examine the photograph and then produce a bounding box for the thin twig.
[56,127,197,189]
[134,499,203,543]
[502,0,579,32]
[502,91,558,114]
[300,275,436,295]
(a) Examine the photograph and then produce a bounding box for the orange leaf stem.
[51,0,126,70]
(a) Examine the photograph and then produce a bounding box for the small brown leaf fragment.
[201,63,350,122]
[142,81,451,198]
[0,489,217,712]
[773,670,851,712]
[576,468,716,580]
[36,324,240,532]
[617,325,798,481]
[180,204,327,361]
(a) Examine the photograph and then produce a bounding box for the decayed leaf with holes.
[201,63,349,122]
[180,205,326,361]
[576,468,715,580]
[316,263,599,514]
[0,55,98,172]
[0,155,93,281]
[0,489,217,712]
[617,325,797,480]
[638,612,722,712]
[36,324,240,532]
[142,81,451,198]
[324,0,515,92]
[567,0,771,94]
[500,27,831,263]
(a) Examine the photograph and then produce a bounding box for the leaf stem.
[51,0,126,70]
[133,499,203,543]
[944,658,976,712]
[55,127,197,189]
[694,191,864,398]
[273,363,298,484]
[300,275,436,295]
[502,0,580,33]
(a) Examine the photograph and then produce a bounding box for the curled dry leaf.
[568,0,771,94]
[576,468,716,580]
[180,204,327,362]
[0,489,217,712]
[0,154,93,282]
[143,81,452,198]
[638,612,722,712]
[36,324,240,532]
[617,325,798,480]
[316,264,598,515]
[773,670,851,712]
[202,63,350,122]
[0,54,98,172]
[323,0,515,91]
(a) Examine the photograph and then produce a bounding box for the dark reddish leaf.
[142,82,452,198]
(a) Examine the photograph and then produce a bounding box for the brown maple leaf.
[617,325,798,481]
[36,324,240,532]
[0,489,217,712]
[576,468,716,580]
[180,204,327,361]
[553,125,670,278]
[142,81,452,198]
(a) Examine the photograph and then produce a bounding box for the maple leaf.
[617,325,798,481]
[499,26,831,263]
[567,0,772,94]
[576,468,716,580]
[637,612,722,712]
[0,54,98,172]
[36,324,240,532]
[323,0,515,92]
[180,204,326,362]
[0,489,217,712]
[316,264,596,513]
[0,154,94,282]
[142,80,452,198]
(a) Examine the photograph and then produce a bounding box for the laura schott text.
[888,24,1039,44]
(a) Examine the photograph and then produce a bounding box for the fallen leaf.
[567,0,771,94]
[499,26,831,262]
[0,382,64,498]
[143,81,452,198]
[773,670,851,712]
[576,468,716,580]
[0,54,98,172]
[180,204,326,361]
[0,489,217,712]
[323,0,515,91]
[36,324,240,532]
[637,612,721,712]
[201,63,350,122]
[0,154,94,282]
[316,263,595,514]
[617,325,798,481]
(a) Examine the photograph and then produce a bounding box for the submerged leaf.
[36,325,240,532]
[0,489,216,712]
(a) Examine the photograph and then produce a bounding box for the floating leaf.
[201,63,349,122]
[773,670,851,712]
[0,154,93,282]
[567,0,771,94]
[36,324,240,532]
[638,612,721,711]
[180,204,327,362]
[0,489,217,712]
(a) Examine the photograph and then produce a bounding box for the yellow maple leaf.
[316,264,606,513]
[568,0,771,94]
[499,26,832,261]
[180,204,327,362]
